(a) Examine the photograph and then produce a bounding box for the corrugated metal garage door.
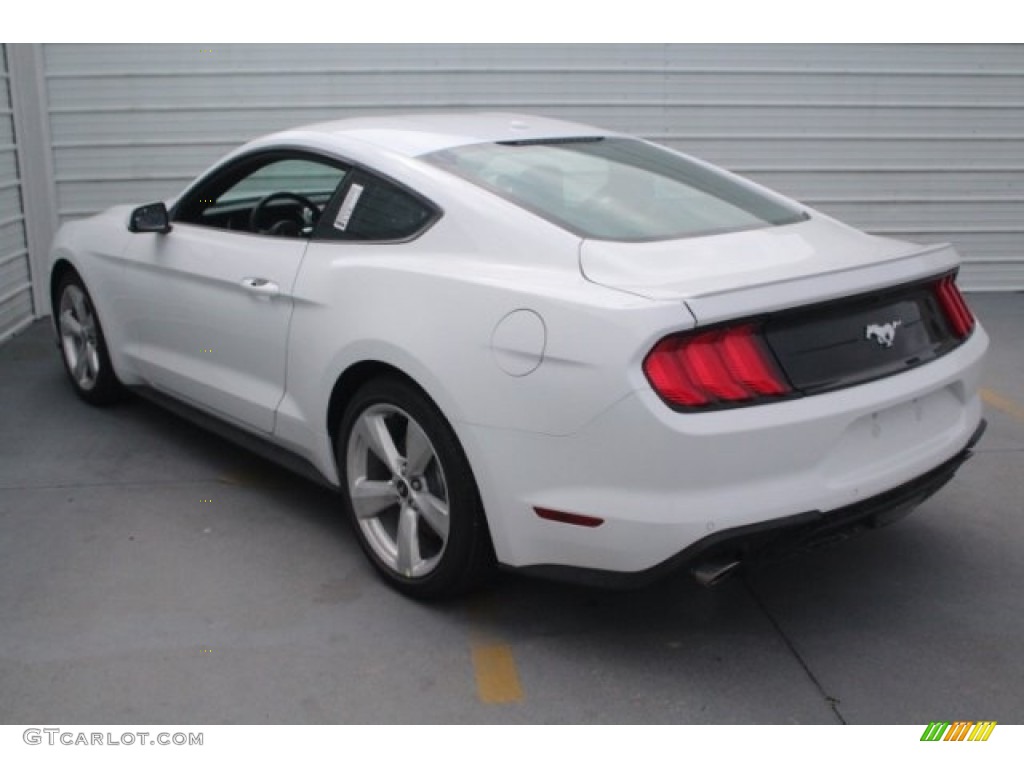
[42,43,1024,290]
[0,45,35,342]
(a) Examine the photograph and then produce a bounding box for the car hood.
[579,215,962,324]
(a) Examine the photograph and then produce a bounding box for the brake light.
[934,274,975,339]
[643,324,791,409]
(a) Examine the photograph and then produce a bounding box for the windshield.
[423,137,807,242]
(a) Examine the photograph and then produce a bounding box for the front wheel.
[336,377,495,599]
[56,272,124,405]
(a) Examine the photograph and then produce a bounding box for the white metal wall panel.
[42,43,1024,290]
[0,45,34,343]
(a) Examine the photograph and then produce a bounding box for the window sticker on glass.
[334,184,365,231]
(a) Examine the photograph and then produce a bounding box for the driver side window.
[174,154,349,239]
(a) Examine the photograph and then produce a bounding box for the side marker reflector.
[534,507,605,528]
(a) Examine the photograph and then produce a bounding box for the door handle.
[240,277,280,297]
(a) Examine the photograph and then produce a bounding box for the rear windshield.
[423,137,807,242]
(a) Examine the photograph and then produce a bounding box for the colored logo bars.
[920,721,997,742]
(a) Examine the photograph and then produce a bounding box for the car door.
[121,153,349,433]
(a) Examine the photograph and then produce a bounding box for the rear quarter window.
[317,174,438,242]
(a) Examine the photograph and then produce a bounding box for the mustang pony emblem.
[865,320,902,348]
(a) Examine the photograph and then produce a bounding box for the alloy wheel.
[345,403,451,579]
[59,283,101,391]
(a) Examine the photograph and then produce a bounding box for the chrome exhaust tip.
[691,559,741,587]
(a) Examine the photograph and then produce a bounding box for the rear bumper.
[461,324,988,578]
[514,419,985,588]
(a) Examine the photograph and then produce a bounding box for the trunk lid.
[582,215,971,402]
[579,215,961,325]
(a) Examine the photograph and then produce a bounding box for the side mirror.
[129,202,172,234]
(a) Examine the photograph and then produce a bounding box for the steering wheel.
[249,192,321,235]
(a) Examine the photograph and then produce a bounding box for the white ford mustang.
[49,113,987,598]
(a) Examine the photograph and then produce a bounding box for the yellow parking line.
[471,642,524,704]
[982,388,1024,422]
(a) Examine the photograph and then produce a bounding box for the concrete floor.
[1,294,1021,724]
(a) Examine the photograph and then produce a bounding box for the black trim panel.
[764,273,964,395]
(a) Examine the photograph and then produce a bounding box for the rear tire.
[336,376,495,599]
[56,272,124,406]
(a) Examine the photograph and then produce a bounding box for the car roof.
[262,112,617,158]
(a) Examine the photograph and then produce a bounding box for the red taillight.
[934,274,975,339]
[643,324,791,409]
[718,325,790,396]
